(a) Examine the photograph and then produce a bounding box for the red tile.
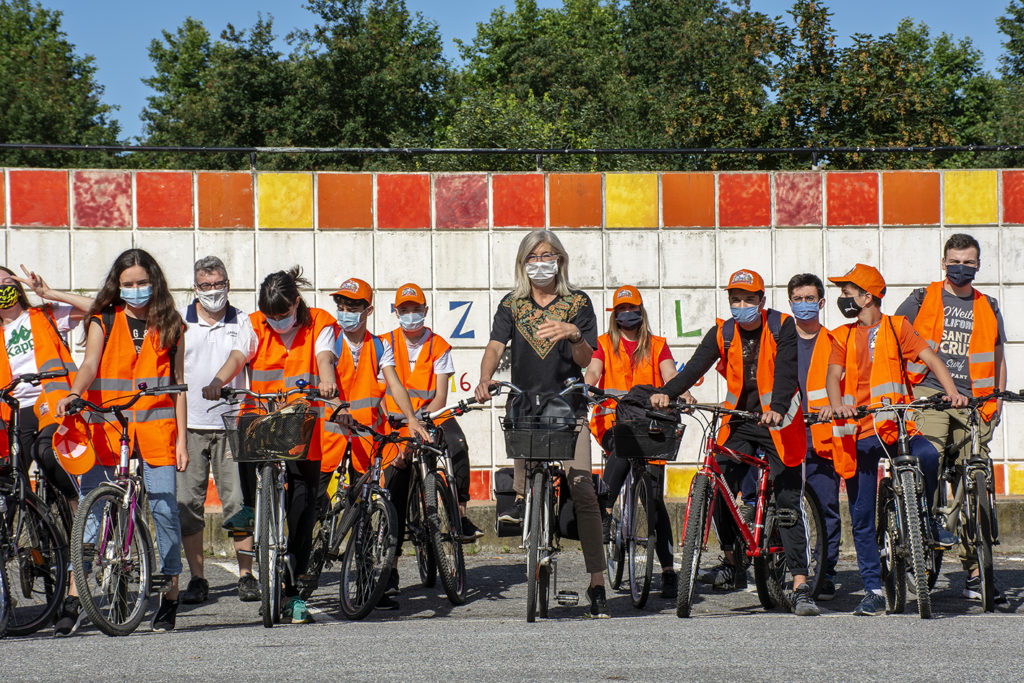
[377,174,431,229]
[318,173,373,228]
[827,172,879,226]
[662,173,715,227]
[1002,171,1024,225]
[775,173,822,226]
[197,172,253,228]
[436,174,488,228]
[549,173,602,228]
[718,173,770,227]
[9,169,68,227]
[73,170,131,228]
[994,463,1005,495]
[469,469,492,501]
[493,174,544,228]
[0,170,4,226]
[137,171,193,228]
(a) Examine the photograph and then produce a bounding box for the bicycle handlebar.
[66,383,188,416]
[0,368,70,399]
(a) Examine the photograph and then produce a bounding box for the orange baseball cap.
[331,277,373,305]
[606,285,643,310]
[828,264,886,299]
[725,269,765,293]
[394,283,426,307]
[53,415,96,476]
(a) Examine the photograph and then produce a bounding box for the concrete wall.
[4,167,1024,498]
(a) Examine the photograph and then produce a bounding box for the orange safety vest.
[906,281,999,422]
[803,327,835,460]
[85,307,179,468]
[715,310,807,467]
[0,307,78,457]
[383,329,452,421]
[589,333,667,445]
[248,308,337,464]
[324,330,387,474]
[829,315,916,479]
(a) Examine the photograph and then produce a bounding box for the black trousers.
[440,418,471,504]
[16,407,78,499]
[283,459,321,596]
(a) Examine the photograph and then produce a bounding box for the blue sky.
[41,0,1012,140]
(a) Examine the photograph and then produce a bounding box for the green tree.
[0,0,121,167]
[984,1,1024,166]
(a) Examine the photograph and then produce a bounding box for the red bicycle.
[676,403,824,617]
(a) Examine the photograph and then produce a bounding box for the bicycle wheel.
[627,473,655,609]
[258,464,281,628]
[425,471,466,605]
[899,470,932,619]
[605,489,625,590]
[753,493,785,610]
[677,474,712,618]
[877,478,905,614]
[339,495,398,620]
[971,469,996,612]
[4,492,68,636]
[408,477,437,588]
[0,549,10,638]
[526,470,544,623]
[71,484,152,636]
[801,488,826,598]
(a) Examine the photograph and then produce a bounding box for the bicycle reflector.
[53,415,96,475]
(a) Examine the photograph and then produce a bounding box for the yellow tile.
[1007,463,1024,495]
[666,465,698,498]
[943,170,997,225]
[606,173,658,228]
[258,173,313,228]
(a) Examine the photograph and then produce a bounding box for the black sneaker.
[585,585,610,619]
[698,557,746,590]
[151,597,178,632]
[385,570,400,597]
[180,576,209,605]
[790,583,820,616]
[661,570,678,599]
[238,573,260,602]
[933,524,957,549]
[853,592,887,616]
[498,498,525,525]
[818,576,837,602]
[53,596,83,637]
[376,593,400,610]
[963,575,1008,604]
[460,517,485,542]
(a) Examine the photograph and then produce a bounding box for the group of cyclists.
[0,225,1011,635]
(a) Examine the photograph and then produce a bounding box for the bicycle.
[931,389,1024,612]
[0,370,71,637]
[676,403,825,618]
[66,382,188,636]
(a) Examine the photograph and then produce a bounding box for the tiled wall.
[4,167,1024,498]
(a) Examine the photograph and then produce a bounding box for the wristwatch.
[568,329,583,344]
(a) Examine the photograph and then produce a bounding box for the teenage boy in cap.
[383,283,483,541]
[815,264,967,616]
[652,269,819,616]
[894,234,1008,603]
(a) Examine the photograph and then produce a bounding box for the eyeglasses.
[195,280,229,292]
[525,252,558,264]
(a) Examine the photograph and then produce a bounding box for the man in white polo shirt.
[177,256,258,604]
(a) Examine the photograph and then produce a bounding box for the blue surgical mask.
[730,305,760,324]
[790,301,820,321]
[945,264,977,287]
[266,312,296,333]
[337,310,363,332]
[398,312,426,332]
[120,285,152,308]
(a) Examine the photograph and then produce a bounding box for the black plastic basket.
[223,400,316,462]
[609,419,684,461]
[501,416,582,461]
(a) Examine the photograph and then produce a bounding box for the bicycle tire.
[753,493,783,610]
[677,474,711,618]
[900,470,932,619]
[408,478,436,588]
[4,491,68,636]
[526,470,544,623]
[71,484,152,636]
[628,473,654,609]
[877,478,905,614]
[972,469,996,612]
[258,464,280,628]
[800,487,826,598]
[339,495,398,620]
[0,550,10,638]
[424,471,465,605]
[606,491,625,590]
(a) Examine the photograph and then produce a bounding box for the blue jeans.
[142,462,183,576]
[81,464,116,545]
[845,434,940,592]
[804,449,841,578]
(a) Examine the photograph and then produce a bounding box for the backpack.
[720,308,784,353]
[614,384,679,424]
[335,332,385,379]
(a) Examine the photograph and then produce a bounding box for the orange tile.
[318,173,373,228]
[204,476,222,508]
[137,171,193,228]
[1002,170,1024,225]
[0,170,4,225]
[719,173,771,227]
[994,463,1005,496]
[881,171,940,225]
[377,174,431,229]
[662,173,715,227]
[197,172,253,229]
[493,174,545,228]
[9,169,68,227]
[827,172,878,226]
[549,173,602,228]
[469,469,492,501]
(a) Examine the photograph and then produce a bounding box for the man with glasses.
[177,256,260,604]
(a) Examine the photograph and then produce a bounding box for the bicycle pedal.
[556,590,579,606]
[150,574,171,592]
[237,549,255,558]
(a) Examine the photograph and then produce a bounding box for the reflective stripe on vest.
[588,333,666,445]
[325,330,386,474]
[803,328,836,460]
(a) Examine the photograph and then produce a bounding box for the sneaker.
[384,570,400,597]
[222,505,255,532]
[933,524,957,549]
[853,592,887,616]
[602,513,614,544]
[962,575,1008,604]
[460,517,485,542]
[698,557,746,590]
[790,583,820,616]
[498,498,525,525]
[282,596,314,624]
[376,594,400,610]
[151,597,178,632]
[661,570,678,599]
[53,596,83,637]
[817,576,837,602]
[238,573,260,602]
[585,585,610,618]
[180,576,209,605]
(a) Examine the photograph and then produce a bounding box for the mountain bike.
[66,382,188,636]
[676,403,825,618]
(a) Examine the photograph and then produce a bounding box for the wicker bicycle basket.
[223,399,316,462]
[501,416,582,461]
[609,419,684,461]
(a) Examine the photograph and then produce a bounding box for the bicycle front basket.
[501,416,582,461]
[222,410,265,463]
[227,400,317,462]
[609,419,684,461]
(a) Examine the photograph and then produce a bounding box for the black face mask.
[837,296,862,319]
[945,264,977,287]
[615,310,643,330]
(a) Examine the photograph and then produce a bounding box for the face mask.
[790,301,820,321]
[337,310,363,332]
[945,264,977,287]
[0,285,20,310]
[615,310,643,329]
[398,312,426,332]
[525,260,558,286]
[196,288,228,313]
[730,305,760,324]
[121,285,152,308]
[266,312,296,333]
[837,296,862,319]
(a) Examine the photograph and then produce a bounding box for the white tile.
[557,230,603,288]
[196,231,256,291]
[718,230,772,288]
[373,231,431,289]
[880,286,915,319]
[459,407,494,468]
[490,231,524,291]
[604,230,660,287]
[661,230,716,287]
[824,228,879,282]
[8,229,70,289]
[70,229,129,290]
[880,228,942,287]
[773,229,824,288]
[661,289,717,346]
[940,228,999,284]
[315,230,373,292]
[433,290,490,349]
[255,230,315,288]
[446,347,483,398]
[434,231,489,289]
[1000,286,1024,343]
[998,227,1024,285]
[133,231,195,290]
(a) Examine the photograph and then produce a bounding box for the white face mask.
[525,260,559,286]
[196,288,228,313]
[398,312,426,332]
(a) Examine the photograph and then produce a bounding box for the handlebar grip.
[587,385,607,399]
[150,384,188,396]
[220,387,233,399]
[38,369,69,380]
[66,397,86,415]
[645,409,677,423]
[327,401,351,422]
